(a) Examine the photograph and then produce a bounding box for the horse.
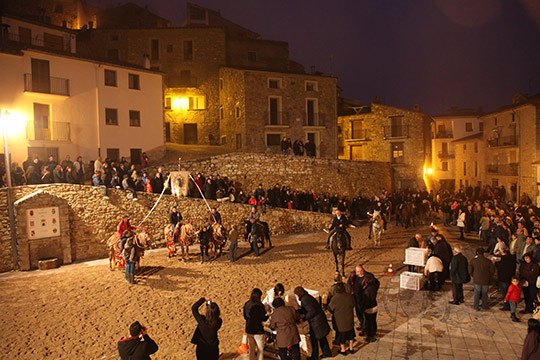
[370,211,384,247]
[107,230,151,271]
[330,230,348,277]
[209,223,227,258]
[164,223,182,257]
[244,221,267,249]
[178,223,197,261]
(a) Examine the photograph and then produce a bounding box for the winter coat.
[496,253,517,283]
[469,255,495,286]
[520,261,540,287]
[118,334,158,360]
[424,256,444,275]
[269,305,300,348]
[191,298,222,348]
[298,292,330,340]
[450,253,470,284]
[327,292,355,332]
[504,284,522,302]
[243,300,268,335]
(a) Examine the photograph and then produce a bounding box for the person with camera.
[191,297,222,360]
[118,321,158,360]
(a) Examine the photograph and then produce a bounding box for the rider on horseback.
[117,215,136,239]
[244,205,272,246]
[326,210,352,250]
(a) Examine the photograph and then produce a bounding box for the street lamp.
[1,110,19,270]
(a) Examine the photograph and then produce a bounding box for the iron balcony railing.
[384,125,409,139]
[265,111,290,126]
[24,74,70,96]
[487,135,518,147]
[6,32,71,52]
[438,151,455,159]
[304,113,325,127]
[27,120,71,141]
[487,163,518,176]
[434,130,453,139]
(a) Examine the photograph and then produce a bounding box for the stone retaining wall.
[158,152,393,197]
[0,184,333,272]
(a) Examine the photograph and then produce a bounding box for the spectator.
[424,255,444,291]
[45,155,57,172]
[65,165,78,184]
[92,171,108,197]
[294,286,332,359]
[117,321,158,360]
[457,208,466,240]
[52,164,65,183]
[41,168,53,184]
[407,234,421,272]
[198,226,211,264]
[25,165,40,185]
[269,297,301,360]
[122,174,138,201]
[327,273,352,306]
[522,318,540,359]
[11,162,25,185]
[496,247,516,311]
[61,155,73,170]
[122,236,138,284]
[243,288,268,360]
[280,136,292,155]
[470,248,495,311]
[141,152,149,167]
[228,225,239,263]
[94,156,103,174]
[520,253,540,314]
[305,138,315,157]
[327,282,355,355]
[360,273,379,343]
[191,297,222,360]
[292,138,304,156]
[504,277,522,322]
[449,245,470,305]
[74,156,85,185]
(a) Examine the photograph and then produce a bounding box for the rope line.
[189,174,217,224]
[136,175,171,229]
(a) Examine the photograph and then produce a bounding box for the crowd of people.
[280,136,316,157]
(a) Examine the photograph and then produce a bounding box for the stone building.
[338,102,432,190]
[0,15,164,165]
[452,133,485,190]
[76,2,337,151]
[219,68,337,158]
[481,93,540,204]
[431,108,483,191]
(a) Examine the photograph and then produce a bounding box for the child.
[258,196,266,213]
[504,276,522,322]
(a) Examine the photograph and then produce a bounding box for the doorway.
[184,124,198,144]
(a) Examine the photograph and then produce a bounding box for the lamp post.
[2,110,18,270]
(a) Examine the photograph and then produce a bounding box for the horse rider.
[327,209,352,250]
[170,206,183,228]
[209,207,222,225]
[117,215,136,239]
[245,205,272,246]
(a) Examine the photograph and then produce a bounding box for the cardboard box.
[404,247,428,267]
[400,271,424,291]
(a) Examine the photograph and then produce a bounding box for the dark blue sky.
[92,0,540,115]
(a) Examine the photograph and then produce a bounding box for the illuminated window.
[189,96,206,110]
[391,142,404,164]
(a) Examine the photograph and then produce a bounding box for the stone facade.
[338,103,432,190]
[156,152,393,198]
[219,68,338,158]
[453,134,485,190]
[0,184,335,272]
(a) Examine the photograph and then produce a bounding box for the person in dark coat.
[243,288,268,360]
[432,235,453,281]
[522,318,540,360]
[327,209,352,250]
[269,297,301,360]
[449,245,470,305]
[327,282,355,355]
[347,265,375,335]
[198,226,211,263]
[169,206,182,227]
[294,286,331,360]
[496,247,517,310]
[520,253,540,313]
[360,273,379,343]
[191,297,222,360]
[470,248,495,310]
[118,321,158,360]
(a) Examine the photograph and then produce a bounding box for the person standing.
[424,255,444,291]
[199,226,211,264]
[504,277,522,322]
[294,286,332,360]
[449,245,470,305]
[347,265,372,335]
[191,297,222,360]
[407,234,421,272]
[269,297,301,360]
[243,288,268,360]
[469,248,495,310]
[327,282,355,355]
[118,321,158,359]
[228,225,239,262]
[457,208,466,240]
[122,237,138,284]
[496,247,517,310]
[520,253,540,314]
[361,273,379,343]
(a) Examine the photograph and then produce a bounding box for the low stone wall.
[158,152,393,197]
[0,184,333,272]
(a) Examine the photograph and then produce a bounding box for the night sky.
[90,0,540,115]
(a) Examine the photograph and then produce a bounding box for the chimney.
[373,96,381,104]
[413,104,421,112]
[142,54,150,69]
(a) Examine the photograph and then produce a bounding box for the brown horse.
[209,223,227,257]
[178,223,197,261]
[107,230,151,271]
[164,223,182,257]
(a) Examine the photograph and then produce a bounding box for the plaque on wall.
[26,207,60,240]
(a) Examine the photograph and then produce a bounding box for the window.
[247,51,257,62]
[235,105,240,118]
[268,96,282,125]
[479,122,484,131]
[236,133,242,149]
[463,162,467,176]
[105,108,118,125]
[390,116,404,137]
[474,142,478,153]
[128,74,140,90]
[465,122,473,132]
[441,142,448,154]
[221,135,227,145]
[391,142,404,164]
[189,96,206,110]
[183,40,193,60]
[104,70,117,86]
[151,39,159,60]
[305,81,318,91]
[31,58,50,93]
[129,110,141,127]
[266,134,282,146]
[130,149,142,165]
[352,120,364,139]
[306,98,319,126]
[268,78,281,89]
[107,49,119,60]
[165,122,171,142]
[19,27,31,44]
[107,148,119,162]
[463,144,467,150]
[442,162,448,171]
[219,105,224,120]
[475,161,478,176]
[110,34,119,41]
[165,97,171,109]
[167,44,173,53]
[494,117,498,126]
[219,78,223,90]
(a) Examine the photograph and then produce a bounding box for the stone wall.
[0,184,333,272]
[157,152,393,198]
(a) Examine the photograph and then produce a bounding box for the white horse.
[370,211,384,247]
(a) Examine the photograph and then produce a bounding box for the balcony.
[24,74,70,96]
[27,121,71,142]
[347,129,370,142]
[167,75,198,88]
[264,111,289,126]
[304,113,326,127]
[434,130,454,139]
[438,151,455,159]
[5,32,71,53]
[487,135,518,147]
[384,125,409,139]
[487,163,518,176]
